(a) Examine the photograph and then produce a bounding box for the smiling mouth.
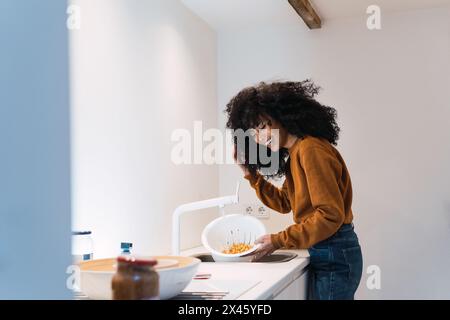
[265,138,272,147]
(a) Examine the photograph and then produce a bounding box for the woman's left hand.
[251,234,276,262]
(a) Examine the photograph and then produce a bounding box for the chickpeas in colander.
[222,243,253,254]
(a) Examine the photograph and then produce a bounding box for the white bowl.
[201,214,266,262]
[78,256,200,300]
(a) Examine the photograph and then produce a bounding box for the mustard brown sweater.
[244,136,354,249]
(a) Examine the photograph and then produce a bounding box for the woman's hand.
[251,234,276,262]
[233,144,250,176]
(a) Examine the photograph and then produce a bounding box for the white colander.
[201,214,266,262]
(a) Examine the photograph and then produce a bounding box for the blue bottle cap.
[121,242,133,249]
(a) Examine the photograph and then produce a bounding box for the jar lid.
[117,256,157,266]
[72,231,92,235]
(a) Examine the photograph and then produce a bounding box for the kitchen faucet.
[172,182,240,255]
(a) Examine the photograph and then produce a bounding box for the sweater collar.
[288,136,304,155]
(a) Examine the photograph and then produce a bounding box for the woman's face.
[251,116,289,152]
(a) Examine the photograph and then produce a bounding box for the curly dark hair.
[225,80,340,178]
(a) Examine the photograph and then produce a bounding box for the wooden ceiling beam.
[288,0,322,29]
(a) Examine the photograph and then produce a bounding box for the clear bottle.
[120,242,133,255]
[111,256,159,300]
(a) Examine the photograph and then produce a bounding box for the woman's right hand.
[233,144,250,176]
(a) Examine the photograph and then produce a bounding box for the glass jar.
[71,231,94,263]
[112,256,159,300]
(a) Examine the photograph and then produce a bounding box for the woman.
[226,80,363,300]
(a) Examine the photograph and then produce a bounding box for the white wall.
[0,0,72,298]
[217,6,450,299]
[70,0,218,258]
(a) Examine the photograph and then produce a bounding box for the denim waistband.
[312,223,356,248]
[337,223,354,233]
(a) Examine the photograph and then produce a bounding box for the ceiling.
[181,0,450,30]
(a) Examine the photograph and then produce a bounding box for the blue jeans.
[307,223,363,300]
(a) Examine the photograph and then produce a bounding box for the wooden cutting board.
[79,256,197,272]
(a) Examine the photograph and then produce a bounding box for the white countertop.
[180,246,310,300]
